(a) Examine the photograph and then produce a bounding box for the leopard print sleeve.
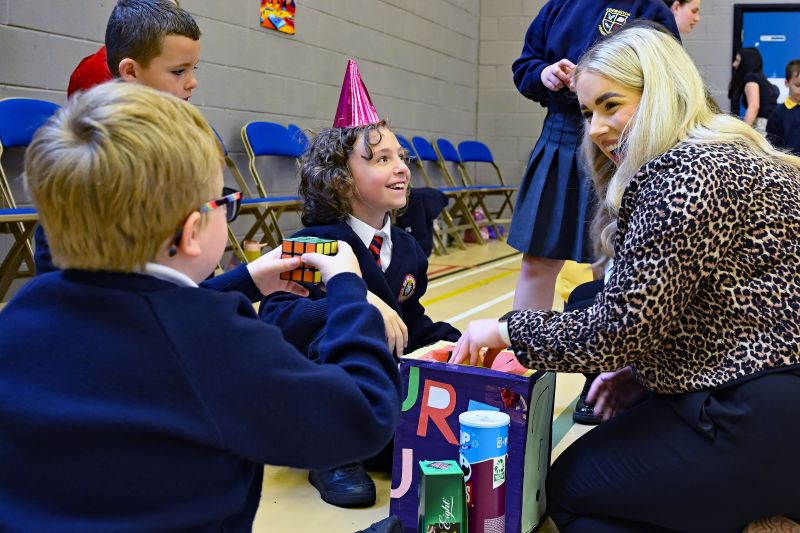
[507,143,764,391]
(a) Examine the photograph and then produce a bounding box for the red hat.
[332,59,380,128]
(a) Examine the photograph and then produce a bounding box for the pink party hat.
[332,59,380,128]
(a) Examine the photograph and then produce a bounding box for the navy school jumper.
[767,102,800,156]
[260,221,461,357]
[0,270,400,532]
[33,224,264,301]
[513,0,679,113]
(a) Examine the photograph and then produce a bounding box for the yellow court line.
[427,254,520,289]
[421,270,516,306]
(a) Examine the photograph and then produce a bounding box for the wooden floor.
[252,240,595,533]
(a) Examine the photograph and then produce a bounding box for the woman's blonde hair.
[574,23,800,264]
[25,81,222,271]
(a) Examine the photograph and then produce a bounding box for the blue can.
[459,410,510,532]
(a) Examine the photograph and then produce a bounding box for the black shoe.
[308,464,376,508]
[573,393,601,425]
[354,515,404,533]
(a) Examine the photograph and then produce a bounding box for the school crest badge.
[598,8,630,36]
[398,274,417,303]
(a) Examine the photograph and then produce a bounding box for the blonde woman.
[451,23,800,531]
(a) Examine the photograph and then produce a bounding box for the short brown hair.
[25,82,222,271]
[105,0,200,77]
[298,121,390,227]
[786,59,800,81]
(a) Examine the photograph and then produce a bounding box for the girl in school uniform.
[508,0,679,312]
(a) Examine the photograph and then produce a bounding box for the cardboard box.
[390,349,555,533]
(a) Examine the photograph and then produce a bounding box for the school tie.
[369,234,383,268]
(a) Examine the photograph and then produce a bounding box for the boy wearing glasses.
[0,82,400,531]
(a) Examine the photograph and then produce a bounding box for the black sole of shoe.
[572,412,601,425]
[308,476,376,508]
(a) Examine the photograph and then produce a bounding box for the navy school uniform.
[260,221,461,358]
[508,0,679,262]
[767,99,800,156]
[0,269,399,532]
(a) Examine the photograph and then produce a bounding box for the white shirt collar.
[143,262,198,288]
[346,215,393,271]
[347,214,392,249]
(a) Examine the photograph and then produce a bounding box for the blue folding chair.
[457,140,516,223]
[411,136,486,246]
[287,124,309,155]
[0,98,60,208]
[240,121,303,247]
[0,98,60,300]
[433,138,503,240]
[212,126,280,260]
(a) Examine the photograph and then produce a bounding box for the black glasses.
[199,186,242,222]
[168,187,243,256]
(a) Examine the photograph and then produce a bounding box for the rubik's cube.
[279,236,338,283]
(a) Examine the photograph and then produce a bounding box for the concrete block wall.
[0,0,480,210]
[477,0,547,188]
[0,0,787,299]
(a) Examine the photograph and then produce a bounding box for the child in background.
[767,59,800,156]
[259,60,460,508]
[729,47,778,134]
[38,0,201,275]
[66,0,181,98]
[0,82,400,531]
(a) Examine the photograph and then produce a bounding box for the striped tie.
[369,234,383,267]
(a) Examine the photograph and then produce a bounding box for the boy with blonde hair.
[0,82,400,531]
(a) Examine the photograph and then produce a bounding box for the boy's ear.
[118,58,139,82]
[177,211,204,258]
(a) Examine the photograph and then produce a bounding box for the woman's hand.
[245,247,309,297]
[541,58,576,92]
[448,319,507,366]
[301,241,362,283]
[367,291,408,356]
[586,366,648,422]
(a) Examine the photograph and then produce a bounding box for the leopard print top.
[508,142,800,393]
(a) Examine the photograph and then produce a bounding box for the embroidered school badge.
[599,8,630,36]
[398,274,417,303]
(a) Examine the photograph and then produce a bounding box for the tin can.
[459,410,510,533]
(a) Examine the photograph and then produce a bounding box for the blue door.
[741,9,800,103]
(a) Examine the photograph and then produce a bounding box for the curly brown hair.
[298,120,390,227]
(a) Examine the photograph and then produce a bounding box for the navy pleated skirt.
[507,110,594,263]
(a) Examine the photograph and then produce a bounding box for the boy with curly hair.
[259,60,460,508]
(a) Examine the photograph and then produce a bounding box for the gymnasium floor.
[251,240,594,533]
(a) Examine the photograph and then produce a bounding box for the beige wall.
[1,0,788,297]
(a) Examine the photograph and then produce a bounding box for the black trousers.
[547,368,800,532]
